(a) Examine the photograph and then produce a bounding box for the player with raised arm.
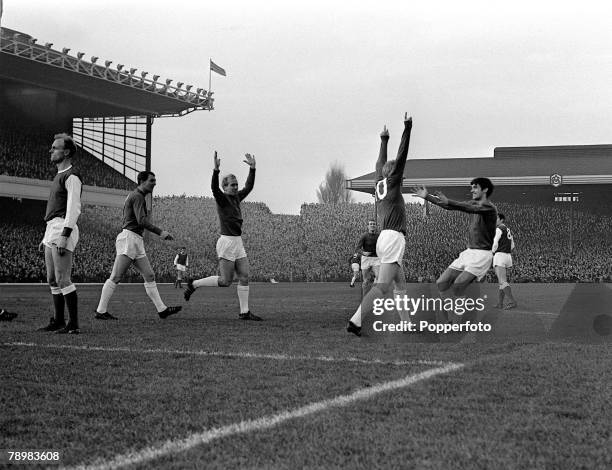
[94,171,182,320]
[492,213,517,309]
[37,133,82,334]
[355,219,381,294]
[347,113,412,336]
[412,178,497,301]
[184,152,262,321]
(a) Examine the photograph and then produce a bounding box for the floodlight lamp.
[62,47,71,54]
[105,60,113,68]
[196,88,203,94]
[152,75,160,81]
[141,71,148,78]
[130,68,137,75]
[91,56,99,63]
[117,64,124,71]
[29,38,37,44]
[44,42,53,49]
[185,85,193,91]
[165,79,173,85]
[77,52,85,60]
[177,82,184,88]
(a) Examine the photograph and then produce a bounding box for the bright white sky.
[4,0,612,213]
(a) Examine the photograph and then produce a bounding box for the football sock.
[498,287,505,306]
[393,289,408,321]
[61,285,78,328]
[193,276,220,288]
[144,281,166,313]
[502,286,516,303]
[51,286,65,323]
[97,279,116,313]
[237,285,250,314]
[349,305,362,327]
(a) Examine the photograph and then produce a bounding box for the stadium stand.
[1,197,610,283]
[0,125,134,190]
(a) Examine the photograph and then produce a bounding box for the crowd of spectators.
[1,196,610,283]
[0,126,134,190]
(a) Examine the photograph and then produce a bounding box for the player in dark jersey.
[355,219,381,294]
[349,253,361,287]
[492,213,517,309]
[94,171,182,320]
[37,133,82,334]
[173,247,189,288]
[347,113,412,336]
[412,178,497,299]
[184,151,262,321]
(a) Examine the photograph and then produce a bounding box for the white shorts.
[361,256,381,271]
[450,248,493,281]
[216,235,247,262]
[376,230,406,264]
[42,218,79,252]
[493,252,513,268]
[351,263,360,272]
[176,264,187,272]
[116,229,146,260]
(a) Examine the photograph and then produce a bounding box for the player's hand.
[38,241,45,252]
[57,236,68,256]
[214,151,220,170]
[362,251,371,257]
[160,231,174,241]
[404,112,412,128]
[433,191,448,205]
[243,153,256,168]
[411,186,428,199]
[380,125,389,139]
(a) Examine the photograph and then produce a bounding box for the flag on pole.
[210,60,227,77]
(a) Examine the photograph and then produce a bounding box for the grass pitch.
[1,283,611,469]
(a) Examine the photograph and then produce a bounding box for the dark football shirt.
[211,168,255,236]
[374,120,412,234]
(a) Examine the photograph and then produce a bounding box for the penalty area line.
[2,342,452,367]
[66,362,465,470]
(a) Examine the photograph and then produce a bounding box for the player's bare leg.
[494,266,506,308]
[51,247,79,334]
[435,268,462,322]
[361,268,374,295]
[235,256,261,320]
[348,262,398,336]
[185,258,233,300]
[96,254,132,319]
[38,246,65,331]
[392,264,408,321]
[133,256,181,318]
[495,266,517,309]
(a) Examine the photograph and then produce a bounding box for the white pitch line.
[65,362,464,470]
[2,342,452,367]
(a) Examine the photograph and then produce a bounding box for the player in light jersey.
[355,220,381,295]
[184,151,262,321]
[94,171,182,320]
[412,178,497,300]
[492,213,517,309]
[37,133,82,334]
[347,113,412,336]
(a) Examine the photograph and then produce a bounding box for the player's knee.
[143,273,155,283]
[217,277,231,287]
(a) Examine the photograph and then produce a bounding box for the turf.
[0,283,610,469]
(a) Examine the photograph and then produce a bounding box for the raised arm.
[375,125,389,180]
[238,153,256,200]
[390,113,412,179]
[211,151,225,201]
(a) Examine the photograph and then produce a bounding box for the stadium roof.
[347,144,612,193]
[0,27,213,117]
